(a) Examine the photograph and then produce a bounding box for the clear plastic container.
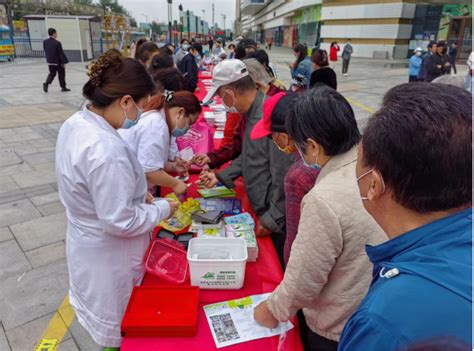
[145,238,188,284]
[187,238,247,290]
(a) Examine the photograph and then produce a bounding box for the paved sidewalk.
[0,49,409,350]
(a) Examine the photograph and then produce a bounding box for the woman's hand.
[199,169,219,188]
[146,192,154,204]
[192,154,211,167]
[175,157,191,173]
[165,199,180,217]
[254,301,279,329]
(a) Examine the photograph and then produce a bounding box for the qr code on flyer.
[210,313,240,343]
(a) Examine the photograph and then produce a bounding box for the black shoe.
[61,88,71,92]
[43,83,48,93]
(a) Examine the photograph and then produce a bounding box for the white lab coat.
[118,109,178,189]
[56,106,171,347]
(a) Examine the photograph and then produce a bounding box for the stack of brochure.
[224,213,258,262]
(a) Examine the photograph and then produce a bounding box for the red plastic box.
[145,238,189,284]
[121,286,199,337]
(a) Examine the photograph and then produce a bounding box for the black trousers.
[46,65,66,88]
[342,59,350,74]
[303,325,338,351]
[450,58,457,74]
[271,232,286,270]
[409,75,419,82]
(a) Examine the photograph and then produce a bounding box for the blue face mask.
[297,146,322,171]
[171,116,190,137]
[121,99,143,129]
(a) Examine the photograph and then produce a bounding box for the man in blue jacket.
[340,82,472,351]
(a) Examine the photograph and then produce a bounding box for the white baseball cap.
[203,59,249,103]
[415,47,423,52]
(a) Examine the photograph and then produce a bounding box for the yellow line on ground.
[35,295,76,351]
[346,97,376,114]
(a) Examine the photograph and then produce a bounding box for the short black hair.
[362,83,471,213]
[180,38,189,44]
[150,52,174,70]
[235,38,257,60]
[437,40,446,48]
[136,42,158,64]
[286,85,361,156]
[48,28,56,36]
[219,75,256,95]
[428,40,437,49]
[159,45,173,56]
[228,44,236,49]
[189,43,200,52]
[245,49,274,77]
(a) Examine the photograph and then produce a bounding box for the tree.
[98,0,127,15]
[74,0,95,5]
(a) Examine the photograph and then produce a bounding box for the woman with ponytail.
[119,90,202,195]
[56,54,178,350]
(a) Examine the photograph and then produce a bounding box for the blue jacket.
[291,57,312,87]
[409,54,422,76]
[339,208,472,351]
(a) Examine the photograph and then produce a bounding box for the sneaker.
[43,83,48,93]
[61,88,71,92]
[343,73,348,77]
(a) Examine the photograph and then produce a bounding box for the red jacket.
[330,45,340,62]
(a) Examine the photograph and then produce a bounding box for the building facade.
[237,0,472,59]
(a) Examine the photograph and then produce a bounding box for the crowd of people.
[54,32,472,351]
[409,40,473,92]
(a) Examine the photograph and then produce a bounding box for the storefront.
[440,4,472,60]
[408,4,472,60]
[293,6,321,49]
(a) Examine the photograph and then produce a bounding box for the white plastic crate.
[187,238,248,290]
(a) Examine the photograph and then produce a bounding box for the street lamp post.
[167,0,173,44]
[179,4,183,44]
[202,9,205,40]
[221,14,226,40]
[141,14,151,39]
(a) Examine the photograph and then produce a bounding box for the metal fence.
[13,36,46,58]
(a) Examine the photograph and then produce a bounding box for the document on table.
[203,293,294,348]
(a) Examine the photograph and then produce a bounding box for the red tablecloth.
[120,77,303,351]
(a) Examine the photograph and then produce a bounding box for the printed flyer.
[203,293,294,348]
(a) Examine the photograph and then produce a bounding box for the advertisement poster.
[438,4,472,40]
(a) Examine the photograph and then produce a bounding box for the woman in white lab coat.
[55,54,178,349]
[119,90,202,195]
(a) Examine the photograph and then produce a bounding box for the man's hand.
[254,301,279,329]
[192,154,211,167]
[172,180,188,195]
[256,221,272,237]
[199,170,219,188]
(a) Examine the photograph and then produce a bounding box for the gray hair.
[432,75,466,90]
[242,58,272,85]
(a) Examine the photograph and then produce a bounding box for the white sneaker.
[343,73,348,76]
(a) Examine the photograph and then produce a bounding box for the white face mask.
[222,90,238,113]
